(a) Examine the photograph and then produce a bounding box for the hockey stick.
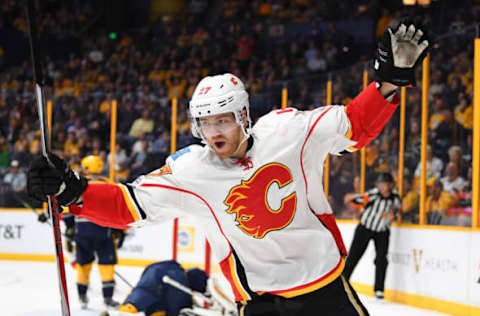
[16,192,135,290]
[16,193,134,291]
[163,275,213,307]
[13,193,52,221]
[114,270,134,289]
[25,1,71,315]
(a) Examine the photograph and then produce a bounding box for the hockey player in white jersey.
[28,20,429,315]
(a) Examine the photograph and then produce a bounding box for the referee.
[343,172,401,300]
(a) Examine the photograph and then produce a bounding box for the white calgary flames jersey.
[127,105,356,301]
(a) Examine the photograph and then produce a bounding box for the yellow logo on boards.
[413,249,423,273]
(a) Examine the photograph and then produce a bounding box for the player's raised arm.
[344,19,430,151]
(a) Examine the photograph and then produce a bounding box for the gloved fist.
[27,153,88,206]
[374,18,430,86]
[38,211,49,223]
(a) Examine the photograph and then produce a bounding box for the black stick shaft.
[115,271,134,289]
[25,1,71,315]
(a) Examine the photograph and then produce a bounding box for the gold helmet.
[81,155,104,175]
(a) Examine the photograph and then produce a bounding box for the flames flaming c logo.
[224,163,297,238]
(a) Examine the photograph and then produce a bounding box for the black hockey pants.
[237,275,369,316]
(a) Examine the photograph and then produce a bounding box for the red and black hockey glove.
[27,153,88,206]
[374,17,430,86]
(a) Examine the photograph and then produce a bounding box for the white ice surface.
[0,261,451,316]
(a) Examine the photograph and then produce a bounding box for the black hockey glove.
[27,153,88,206]
[374,18,430,86]
[38,211,49,223]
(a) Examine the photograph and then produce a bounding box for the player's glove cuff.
[56,169,88,206]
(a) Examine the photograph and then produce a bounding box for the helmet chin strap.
[231,128,249,158]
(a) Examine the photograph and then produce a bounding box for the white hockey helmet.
[189,73,251,139]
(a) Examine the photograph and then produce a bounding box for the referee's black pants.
[343,224,390,293]
[238,275,369,316]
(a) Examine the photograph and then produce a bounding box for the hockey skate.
[104,297,120,309]
[79,294,89,309]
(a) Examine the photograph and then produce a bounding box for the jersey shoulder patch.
[145,164,172,177]
[169,144,204,161]
[170,147,192,161]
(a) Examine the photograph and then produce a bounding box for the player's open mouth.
[214,141,226,149]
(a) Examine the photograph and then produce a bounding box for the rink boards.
[338,220,480,316]
[0,209,479,315]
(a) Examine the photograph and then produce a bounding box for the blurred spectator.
[414,145,443,180]
[64,130,81,157]
[129,109,154,138]
[306,49,327,72]
[454,93,473,135]
[449,13,466,33]
[295,86,314,111]
[429,70,446,99]
[3,160,26,193]
[99,93,114,114]
[132,133,152,155]
[153,130,170,154]
[441,162,467,194]
[375,8,392,39]
[107,143,129,173]
[404,118,421,170]
[429,96,447,132]
[118,97,138,134]
[430,108,453,162]
[52,131,67,152]
[341,176,361,219]
[11,141,32,168]
[401,177,419,223]
[0,135,10,169]
[426,180,456,225]
[131,140,150,178]
[445,76,466,106]
[449,166,473,226]
[114,161,131,183]
[447,145,469,178]
[88,45,104,63]
[166,77,187,100]
[237,34,253,64]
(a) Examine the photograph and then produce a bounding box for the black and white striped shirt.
[352,188,401,232]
